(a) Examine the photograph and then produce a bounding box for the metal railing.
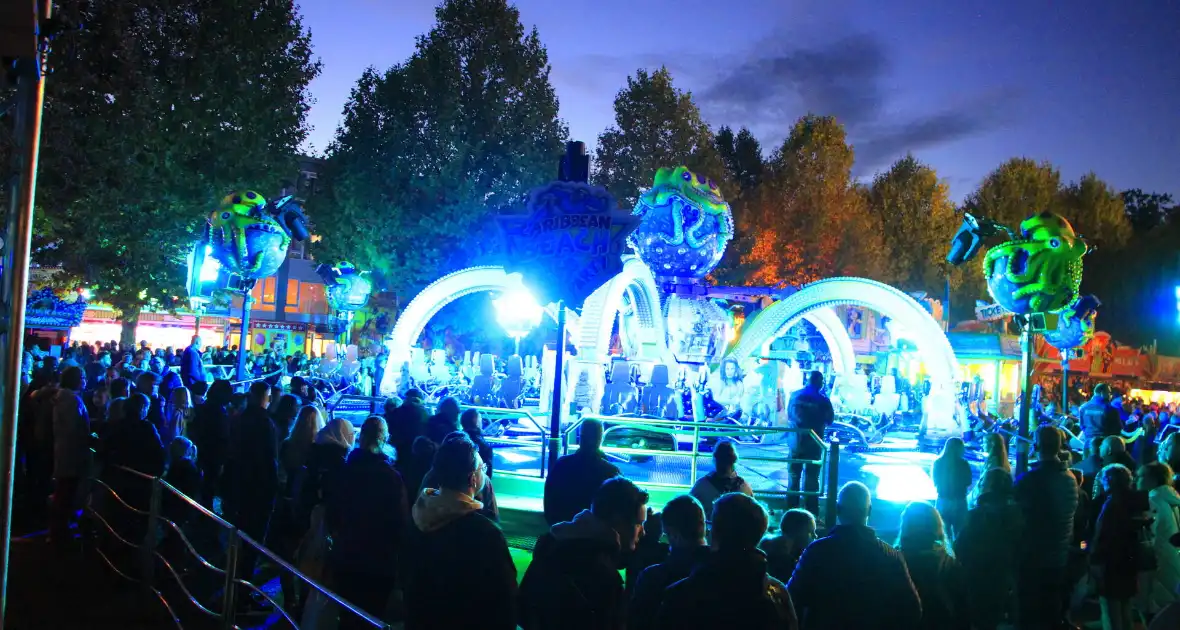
[567,414,841,524]
[466,405,550,478]
[84,464,391,629]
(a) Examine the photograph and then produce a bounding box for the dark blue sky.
[299,0,1179,201]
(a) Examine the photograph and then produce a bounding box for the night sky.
[299,0,1180,201]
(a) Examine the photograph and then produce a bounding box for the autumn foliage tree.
[738,115,886,287]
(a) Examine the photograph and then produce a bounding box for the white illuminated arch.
[577,255,671,364]
[800,308,855,376]
[728,277,958,387]
[380,266,568,395]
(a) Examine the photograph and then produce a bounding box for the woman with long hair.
[896,501,969,630]
[932,437,973,541]
[1138,461,1180,613]
[164,386,193,445]
[956,468,1023,629]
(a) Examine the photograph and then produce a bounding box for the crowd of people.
[20,333,1180,630]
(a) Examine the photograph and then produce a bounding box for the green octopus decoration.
[636,166,733,248]
[982,211,1087,315]
[208,190,292,280]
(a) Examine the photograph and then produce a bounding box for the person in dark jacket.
[1074,436,1106,497]
[956,467,1023,630]
[1090,463,1150,630]
[761,508,817,583]
[100,391,166,545]
[543,419,620,526]
[50,366,91,544]
[328,417,408,630]
[788,481,921,629]
[179,336,206,390]
[896,501,969,630]
[298,419,354,523]
[932,436,973,541]
[163,436,202,521]
[425,396,461,445]
[787,370,834,515]
[1013,424,1079,630]
[520,476,648,630]
[387,388,429,470]
[658,493,798,630]
[134,371,166,435]
[1079,383,1123,444]
[403,433,516,630]
[223,382,278,589]
[187,379,232,508]
[628,495,710,630]
[461,408,493,477]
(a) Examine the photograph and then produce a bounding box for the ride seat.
[642,364,681,419]
[429,349,451,382]
[600,360,639,415]
[471,354,496,404]
[499,355,524,408]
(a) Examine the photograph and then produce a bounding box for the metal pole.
[235,287,255,384]
[1017,317,1033,475]
[547,303,565,471]
[825,438,840,531]
[0,5,51,625]
[221,528,240,630]
[1061,355,1069,416]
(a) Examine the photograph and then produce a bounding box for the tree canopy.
[24,0,319,342]
[737,115,886,287]
[865,155,959,297]
[313,0,567,296]
[592,67,727,208]
[1122,189,1177,234]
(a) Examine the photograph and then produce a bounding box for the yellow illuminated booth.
[948,332,1022,417]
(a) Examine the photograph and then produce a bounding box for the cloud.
[693,33,1010,172]
[699,34,888,128]
[556,30,1012,174]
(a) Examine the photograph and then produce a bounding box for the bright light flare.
[494,282,544,340]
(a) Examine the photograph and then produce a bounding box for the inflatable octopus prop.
[208,190,309,281]
[628,166,734,278]
[981,211,1098,349]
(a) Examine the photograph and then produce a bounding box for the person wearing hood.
[628,494,711,630]
[403,433,516,630]
[1139,462,1180,612]
[387,388,429,471]
[50,366,91,544]
[658,493,798,630]
[163,437,202,526]
[188,379,232,509]
[543,418,620,526]
[328,416,408,630]
[298,417,355,522]
[520,476,649,630]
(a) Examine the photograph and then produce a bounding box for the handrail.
[465,405,549,477]
[86,463,393,629]
[571,413,838,512]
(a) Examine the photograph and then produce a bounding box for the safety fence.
[84,464,391,630]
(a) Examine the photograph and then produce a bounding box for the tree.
[715,126,764,192]
[24,0,320,345]
[963,158,1063,228]
[738,115,886,287]
[865,155,959,296]
[1122,189,1176,234]
[314,0,567,296]
[1059,173,1131,249]
[592,67,727,208]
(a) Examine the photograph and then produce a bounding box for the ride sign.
[498,146,638,307]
